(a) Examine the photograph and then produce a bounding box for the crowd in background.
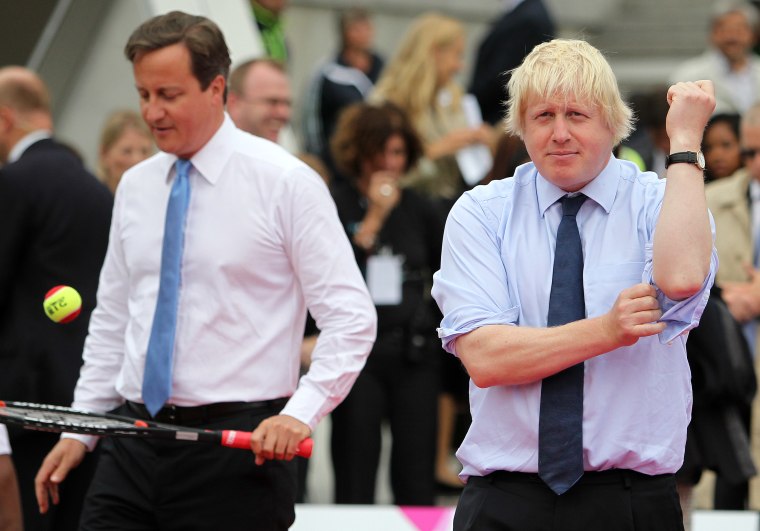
[4,0,760,530]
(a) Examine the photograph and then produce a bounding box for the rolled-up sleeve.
[643,215,718,344]
[432,193,519,356]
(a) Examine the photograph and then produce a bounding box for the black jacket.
[0,138,113,406]
[469,0,555,125]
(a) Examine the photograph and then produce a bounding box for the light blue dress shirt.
[432,155,718,481]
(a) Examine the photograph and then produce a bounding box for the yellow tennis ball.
[43,285,82,324]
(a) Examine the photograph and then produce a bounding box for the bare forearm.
[458,317,618,387]
[426,137,458,160]
[653,80,715,300]
[457,284,665,388]
[653,168,712,300]
[0,456,22,531]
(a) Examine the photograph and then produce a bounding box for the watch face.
[696,151,706,170]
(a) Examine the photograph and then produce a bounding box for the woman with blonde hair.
[371,12,495,203]
[97,109,153,194]
[372,12,496,495]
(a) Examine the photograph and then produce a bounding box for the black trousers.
[331,328,439,505]
[79,403,297,531]
[454,470,684,531]
[9,429,99,531]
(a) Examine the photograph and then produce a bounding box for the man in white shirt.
[670,0,760,115]
[706,102,760,508]
[35,11,376,530]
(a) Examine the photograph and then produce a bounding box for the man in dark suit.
[0,66,113,531]
[469,0,555,125]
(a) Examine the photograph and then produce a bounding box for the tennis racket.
[0,400,313,458]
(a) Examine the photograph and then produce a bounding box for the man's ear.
[226,88,239,108]
[0,105,15,132]
[210,74,226,103]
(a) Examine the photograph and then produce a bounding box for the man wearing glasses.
[706,100,760,508]
[708,102,760,335]
[227,58,293,145]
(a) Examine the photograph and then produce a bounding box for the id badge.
[366,253,403,305]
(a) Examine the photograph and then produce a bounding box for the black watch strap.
[665,151,705,170]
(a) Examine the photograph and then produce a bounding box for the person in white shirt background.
[670,0,760,115]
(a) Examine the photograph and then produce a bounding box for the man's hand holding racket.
[0,400,314,512]
[250,414,311,466]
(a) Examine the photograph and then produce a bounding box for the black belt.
[484,469,674,488]
[125,397,289,425]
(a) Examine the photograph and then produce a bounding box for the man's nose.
[552,116,570,142]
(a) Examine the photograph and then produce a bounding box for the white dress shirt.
[67,115,376,449]
[433,156,717,480]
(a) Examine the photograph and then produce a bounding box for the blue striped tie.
[538,194,587,495]
[142,159,192,417]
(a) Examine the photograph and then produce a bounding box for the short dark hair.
[125,11,231,102]
[706,112,741,142]
[330,101,424,179]
[337,7,371,46]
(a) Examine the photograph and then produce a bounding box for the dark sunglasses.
[742,148,760,159]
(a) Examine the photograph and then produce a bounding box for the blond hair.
[504,39,633,145]
[97,109,151,180]
[371,12,464,123]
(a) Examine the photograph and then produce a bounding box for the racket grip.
[221,430,313,458]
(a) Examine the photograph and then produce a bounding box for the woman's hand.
[427,124,497,159]
[354,172,401,251]
[366,171,401,213]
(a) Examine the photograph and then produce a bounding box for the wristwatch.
[664,151,706,170]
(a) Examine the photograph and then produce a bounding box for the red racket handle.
[221,430,313,458]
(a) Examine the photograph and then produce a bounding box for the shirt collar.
[710,47,752,76]
[536,154,617,216]
[8,130,52,163]
[165,113,234,185]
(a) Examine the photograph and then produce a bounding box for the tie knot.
[175,159,192,179]
[561,194,586,217]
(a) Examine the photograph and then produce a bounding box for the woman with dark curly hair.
[329,101,443,505]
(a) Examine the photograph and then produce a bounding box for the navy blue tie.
[538,194,587,495]
[142,159,192,417]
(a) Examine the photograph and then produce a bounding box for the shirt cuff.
[61,433,100,452]
[655,251,717,344]
[280,384,333,431]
